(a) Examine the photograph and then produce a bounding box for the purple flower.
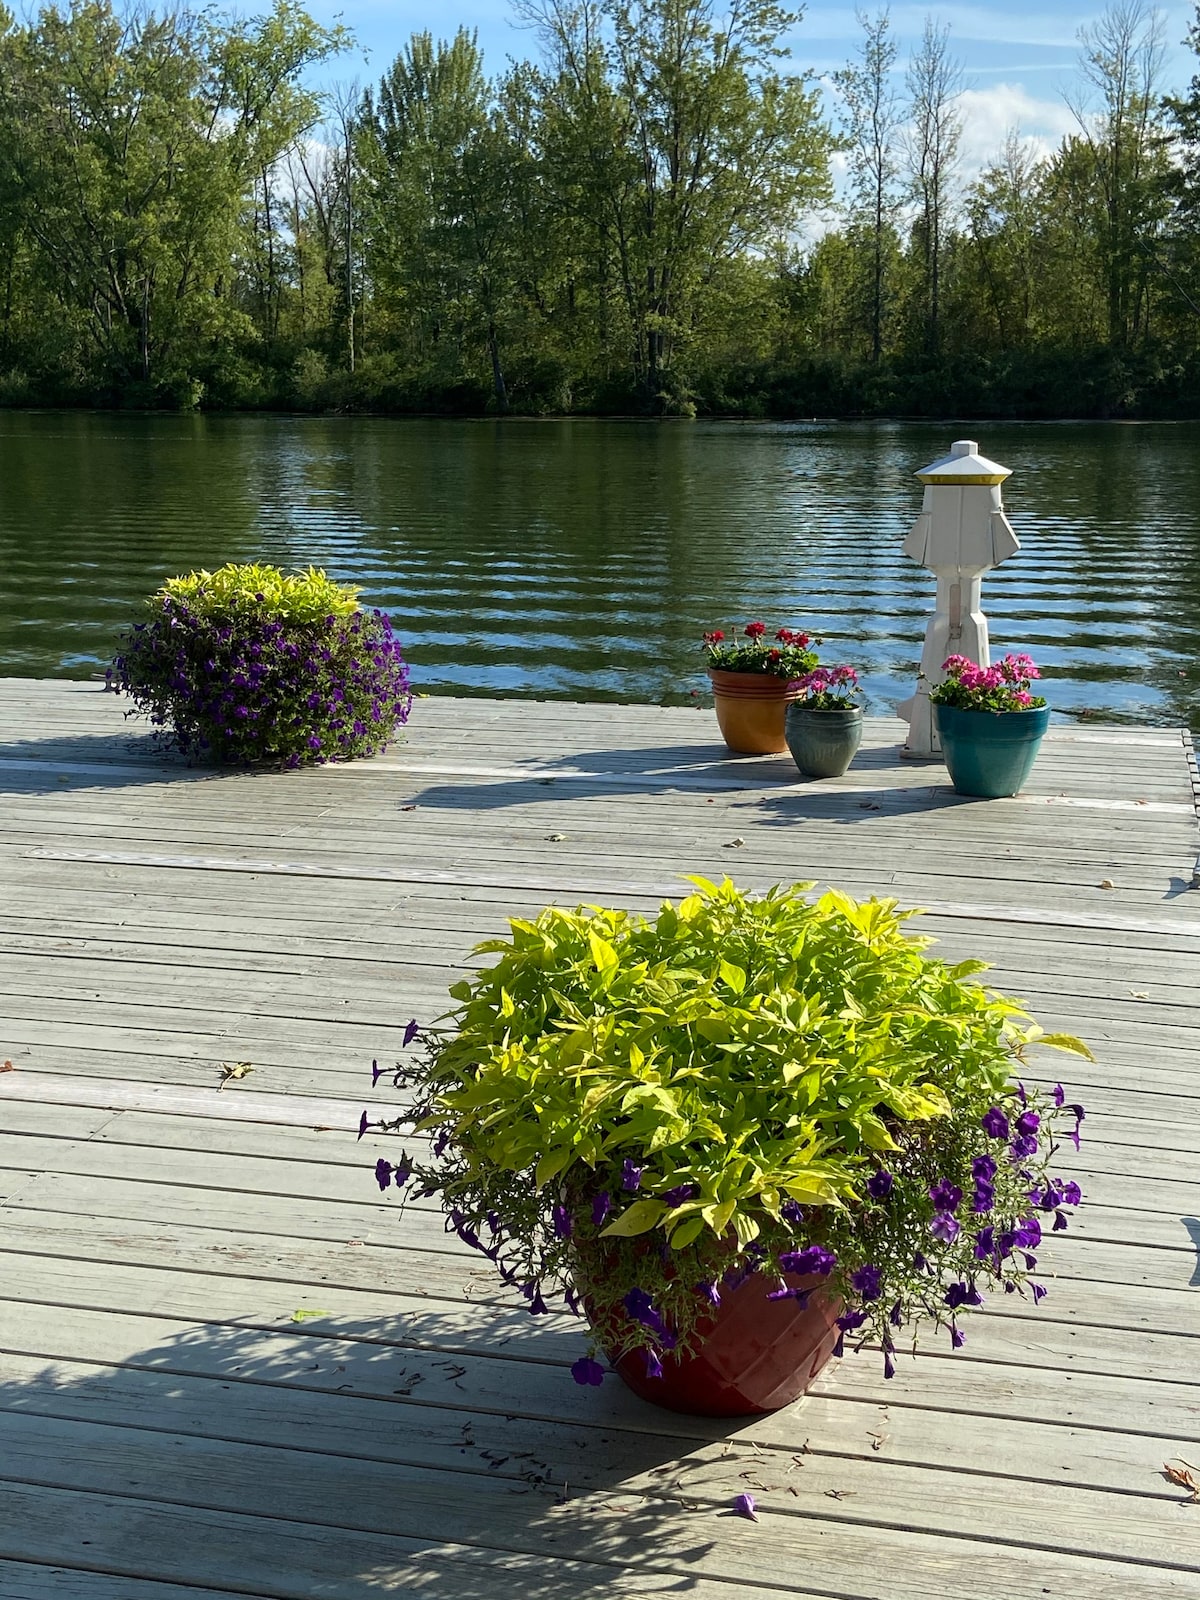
[696,1281,721,1307]
[850,1264,883,1302]
[837,1309,869,1332]
[623,1287,668,1337]
[972,1179,995,1215]
[889,1299,904,1328]
[662,1183,699,1207]
[780,1199,805,1225]
[1053,1083,1065,1107]
[591,1191,611,1226]
[621,1160,644,1191]
[1062,1181,1082,1206]
[929,1212,960,1244]
[778,1244,837,1277]
[972,1155,997,1182]
[374,1159,392,1191]
[644,1349,664,1380]
[766,1286,812,1306]
[1030,1282,1047,1303]
[1009,1134,1039,1159]
[527,1287,550,1315]
[357,1110,372,1141]
[1013,1217,1042,1250]
[1016,1110,1041,1137]
[571,1356,605,1387]
[981,1107,1010,1140]
[1053,1210,1069,1231]
[393,1161,411,1188]
[552,1204,573,1240]
[974,1227,995,1260]
[950,1324,966,1350]
[929,1179,963,1212]
[733,1492,758,1522]
[883,1347,896,1380]
[866,1169,894,1200]
[370,1059,384,1087]
[944,1281,983,1310]
[403,1018,420,1047]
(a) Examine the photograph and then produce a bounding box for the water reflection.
[0,413,1196,724]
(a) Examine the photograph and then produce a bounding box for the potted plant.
[369,877,1090,1419]
[785,665,863,778]
[702,624,820,755]
[928,653,1049,798]
[111,562,412,767]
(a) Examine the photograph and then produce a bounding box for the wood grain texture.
[1,680,1198,1599]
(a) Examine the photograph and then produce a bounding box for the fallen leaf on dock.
[0,1060,14,1073]
[725,837,745,848]
[546,832,567,841]
[1129,990,1150,999]
[1163,1461,1200,1502]
[1098,879,1115,890]
[218,1061,254,1088]
[291,1309,331,1323]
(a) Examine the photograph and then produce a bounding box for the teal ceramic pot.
[933,703,1051,798]
[784,705,863,779]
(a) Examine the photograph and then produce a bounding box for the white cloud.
[954,82,1079,173]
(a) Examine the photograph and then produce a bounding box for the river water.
[1,411,1196,726]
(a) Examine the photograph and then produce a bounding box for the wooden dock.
[1,678,1198,1600]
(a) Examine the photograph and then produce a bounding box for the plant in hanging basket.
[368,878,1091,1411]
[110,562,412,767]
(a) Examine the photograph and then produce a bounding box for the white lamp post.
[898,439,1021,758]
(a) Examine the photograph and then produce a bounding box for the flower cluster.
[366,880,1091,1390]
[929,653,1047,713]
[796,665,861,710]
[702,623,820,678]
[110,567,411,766]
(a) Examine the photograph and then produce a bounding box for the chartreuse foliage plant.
[372,878,1091,1385]
[112,563,411,766]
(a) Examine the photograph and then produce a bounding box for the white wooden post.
[898,439,1021,758]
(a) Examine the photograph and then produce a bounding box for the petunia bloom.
[981,1107,1010,1140]
[866,1169,894,1200]
[621,1159,644,1191]
[403,1018,420,1046]
[929,1212,960,1244]
[733,1492,758,1521]
[571,1356,605,1387]
[850,1264,883,1302]
[592,1191,611,1226]
[778,1244,837,1277]
[374,1159,392,1191]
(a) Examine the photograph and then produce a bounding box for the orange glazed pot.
[708,668,806,755]
[603,1272,842,1418]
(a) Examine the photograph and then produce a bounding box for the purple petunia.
[837,1309,869,1332]
[357,1110,372,1141]
[1053,1083,1065,1107]
[621,1159,644,1191]
[944,1281,983,1310]
[850,1264,883,1302]
[696,1281,721,1307]
[780,1199,806,1225]
[733,1492,758,1521]
[644,1349,664,1380]
[402,1018,420,1047]
[981,1107,1010,1140]
[778,1244,837,1277]
[866,1169,894,1200]
[1016,1110,1041,1137]
[929,1179,963,1212]
[374,1159,392,1191]
[370,1059,385,1087]
[661,1183,699,1207]
[950,1324,966,1349]
[972,1154,997,1182]
[591,1191,612,1227]
[929,1212,960,1244]
[552,1204,573,1239]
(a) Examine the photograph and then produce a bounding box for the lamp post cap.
[915,440,1011,486]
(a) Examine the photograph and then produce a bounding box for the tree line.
[1,0,1198,417]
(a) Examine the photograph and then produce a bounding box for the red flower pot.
[603,1272,842,1418]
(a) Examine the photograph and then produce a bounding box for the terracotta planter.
[596,1269,842,1418]
[708,669,806,755]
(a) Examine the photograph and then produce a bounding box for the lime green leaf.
[669,1215,705,1249]
[600,1199,668,1238]
[1034,1031,1096,1060]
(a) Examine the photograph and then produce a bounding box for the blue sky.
[312,0,1198,168]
